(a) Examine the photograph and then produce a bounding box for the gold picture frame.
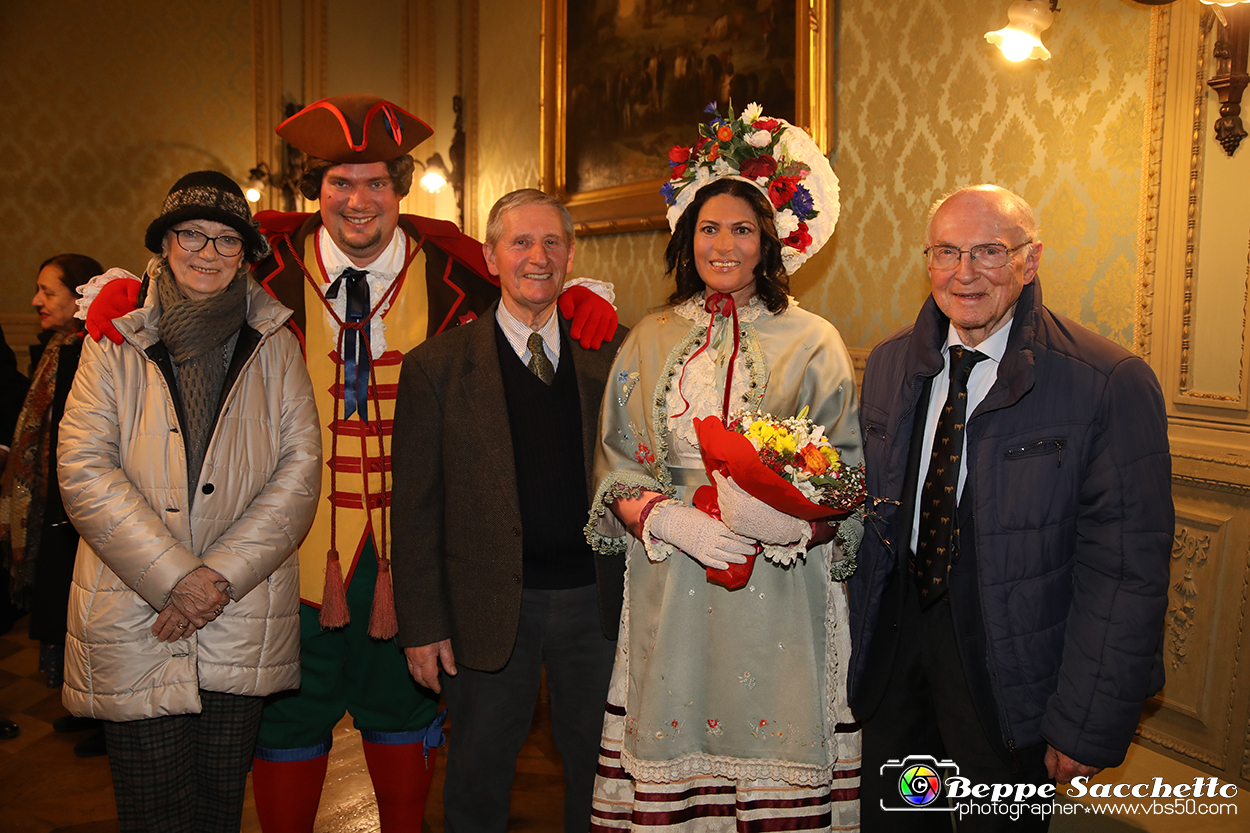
[541,0,837,236]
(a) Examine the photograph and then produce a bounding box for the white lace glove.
[712,471,809,545]
[648,502,755,570]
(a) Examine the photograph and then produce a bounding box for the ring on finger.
[177,623,186,630]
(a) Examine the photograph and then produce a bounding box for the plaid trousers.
[102,690,264,833]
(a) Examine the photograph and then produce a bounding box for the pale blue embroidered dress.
[586,294,862,831]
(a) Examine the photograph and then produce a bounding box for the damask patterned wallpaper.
[478,0,1154,351]
[821,0,1153,350]
[0,0,254,318]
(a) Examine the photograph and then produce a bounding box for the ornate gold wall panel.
[1139,502,1241,769]
[1137,475,1250,789]
[1149,6,1250,426]
[0,0,255,316]
[1135,4,1250,785]
[1172,11,1250,412]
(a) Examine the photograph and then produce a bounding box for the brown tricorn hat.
[277,95,433,163]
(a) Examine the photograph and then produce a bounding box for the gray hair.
[925,184,1041,243]
[485,189,574,247]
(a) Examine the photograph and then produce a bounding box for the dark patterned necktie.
[527,332,555,384]
[914,345,987,608]
[326,267,371,421]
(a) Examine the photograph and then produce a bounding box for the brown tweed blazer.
[390,301,626,671]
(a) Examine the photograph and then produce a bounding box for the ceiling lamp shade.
[985,0,1056,62]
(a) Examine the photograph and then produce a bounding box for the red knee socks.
[361,740,439,833]
[252,754,329,833]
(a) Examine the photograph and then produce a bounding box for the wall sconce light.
[986,0,1059,62]
[245,163,272,203]
[1129,1,1250,154]
[417,154,451,194]
[246,102,305,211]
[1202,0,1250,154]
[416,95,466,228]
[245,157,304,212]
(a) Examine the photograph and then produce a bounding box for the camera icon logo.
[899,762,942,806]
[879,755,959,812]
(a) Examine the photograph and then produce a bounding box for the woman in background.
[1,253,106,755]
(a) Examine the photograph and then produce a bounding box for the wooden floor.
[8,612,1249,833]
[0,616,565,833]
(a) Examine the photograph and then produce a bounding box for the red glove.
[557,285,618,350]
[85,278,142,345]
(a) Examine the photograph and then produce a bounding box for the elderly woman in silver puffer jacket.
[57,171,321,833]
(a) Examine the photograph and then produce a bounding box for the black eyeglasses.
[172,228,245,258]
[923,241,1032,270]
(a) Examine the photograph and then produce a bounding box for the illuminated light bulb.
[245,186,262,203]
[985,0,1054,62]
[999,31,1037,62]
[420,169,448,193]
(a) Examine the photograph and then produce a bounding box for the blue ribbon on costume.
[359,709,447,768]
[423,709,447,762]
[326,267,371,422]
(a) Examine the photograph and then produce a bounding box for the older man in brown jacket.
[391,189,626,833]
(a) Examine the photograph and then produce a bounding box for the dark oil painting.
[564,0,798,195]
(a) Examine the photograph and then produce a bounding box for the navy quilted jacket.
[849,279,1172,768]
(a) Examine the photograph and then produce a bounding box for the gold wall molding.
[252,0,285,213]
[1177,9,1249,410]
[1172,473,1250,496]
[1168,527,1211,670]
[1228,537,1249,783]
[1138,725,1226,769]
[304,0,327,105]
[1178,10,1214,400]
[464,0,479,239]
[1172,446,1250,468]
[402,0,435,219]
[1137,7,1170,360]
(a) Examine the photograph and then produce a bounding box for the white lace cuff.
[564,277,616,308]
[641,498,682,563]
[74,267,141,321]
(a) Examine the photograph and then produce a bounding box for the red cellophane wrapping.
[693,416,847,590]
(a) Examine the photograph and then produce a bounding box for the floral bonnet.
[663,102,840,275]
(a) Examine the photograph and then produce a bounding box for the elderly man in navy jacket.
[850,185,1172,831]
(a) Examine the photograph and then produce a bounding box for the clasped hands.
[648,473,810,570]
[152,566,231,642]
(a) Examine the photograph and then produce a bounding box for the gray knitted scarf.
[154,261,247,500]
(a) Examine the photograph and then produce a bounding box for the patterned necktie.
[326,267,371,421]
[914,345,987,608]
[527,332,555,385]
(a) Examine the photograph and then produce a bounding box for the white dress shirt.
[317,226,407,359]
[495,300,562,373]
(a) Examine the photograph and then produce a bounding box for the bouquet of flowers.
[693,408,866,589]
